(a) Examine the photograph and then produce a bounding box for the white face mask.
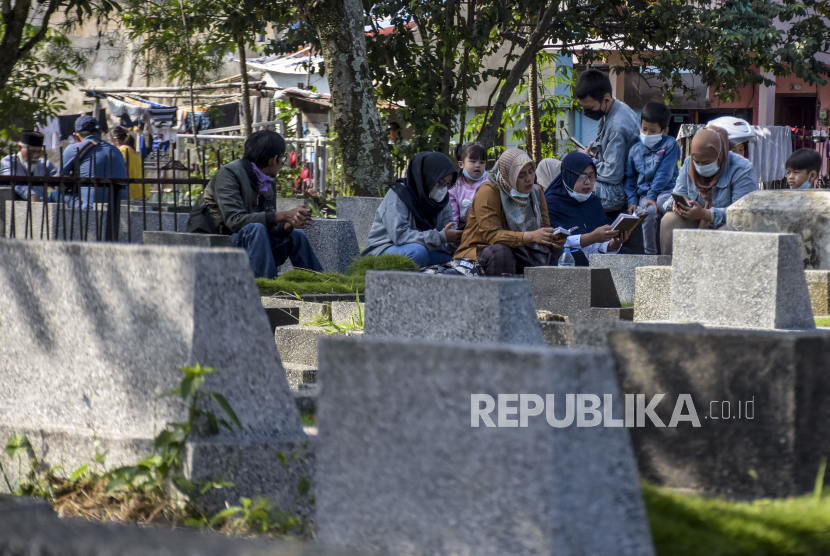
[429,185,448,202]
[640,133,662,149]
[510,189,530,199]
[567,189,592,203]
[797,181,812,190]
[694,161,720,177]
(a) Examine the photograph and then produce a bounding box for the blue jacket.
[624,135,680,206]
[593,100,640,210]
[61,136,127,180]
[662,152,759,228]
[0,153,58,199]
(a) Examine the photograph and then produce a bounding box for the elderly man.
[0,130,58,201]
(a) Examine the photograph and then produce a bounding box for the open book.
[610,209,649,233]
[552,226,579,239]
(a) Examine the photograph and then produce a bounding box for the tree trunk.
[300,0,394,197]
[0,0,32,90]
[436,0,456,154]
[236,34,254,137]
[528,56,542,163]
[475,3,559,150]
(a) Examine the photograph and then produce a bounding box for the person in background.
[535,158,562,190]
[660,126,759,255]
[110,126,144,201]
[785,148,822,189]
[455,148,565,275]
[708,116,754,158]
[574,69,640,212]
[61,116,127,240]
[546,152,630,266]
[623,102,680,255]
[449,142,488,228]
[363,152,460,268]
[188,130,322,278]
[0,130,57,202]
[387,122,402,144]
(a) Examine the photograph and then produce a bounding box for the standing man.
[187,130,323,278]
[0,130,58,201]
[574,69,640,213]
[61,116,127,240]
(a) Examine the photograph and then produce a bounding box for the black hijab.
[544,152,609,234]
[390,152,457,231]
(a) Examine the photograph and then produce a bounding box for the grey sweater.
[362,189,456,256]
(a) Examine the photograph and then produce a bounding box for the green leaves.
[209,393,242,431]
[4,433,32,461]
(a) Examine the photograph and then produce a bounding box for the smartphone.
[569,137,587,151]
[671,193,690,208]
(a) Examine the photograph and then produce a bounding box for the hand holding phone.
[671,193,690,208]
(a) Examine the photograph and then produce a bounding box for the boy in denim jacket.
[624,102,680,254]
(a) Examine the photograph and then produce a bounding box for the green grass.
[256,254,419,296]
[646,483,830,556]
[621,301,635,307]
[815,316,830,327]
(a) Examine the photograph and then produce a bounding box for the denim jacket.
[594,100,640,210]
[624,135,680,207]
[662,152,759,228]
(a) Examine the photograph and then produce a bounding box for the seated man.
[187,130,323,278]
[0,130,58,201]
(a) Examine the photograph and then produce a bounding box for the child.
[786,148,822,189]
[623,102,680,255]
[449,142,488,227]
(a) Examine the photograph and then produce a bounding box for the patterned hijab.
[491,148,543,233]
[689,126,729,205]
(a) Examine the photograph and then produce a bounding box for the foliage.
[0,364,307,537]
[256,254,419,296]
[645,482,830,556]
[815,316,830,328]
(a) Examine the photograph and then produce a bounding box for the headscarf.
[491,148,543,232]
[536,158,562,190]
[544,152,610,234]
[390,152,457,231]
[689,126,729,205]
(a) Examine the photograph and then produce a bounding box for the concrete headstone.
[727,190,830,269]
[524,266,633,321]
[633,266,672,322]
[336,196,383,249]
[303,218,360,274]
[142,231,232,247]
[670,230,815,329]
[589,254,671,304]
[316,336,655,556]
[608,327,830,497]
[0,240,307,510]
[364,271,543,345]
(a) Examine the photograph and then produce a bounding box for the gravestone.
[364,271,544,345]
[276,197,308,213]
[589,254,671,304]
[121,210,189,243]
[302,219,360,274]
[142,231,232,247]
[5,201,112,240]
[805,270,830,316]
[608,327,830,497]
[727,190,830,269]
[524,266,633,321]
[0,240,309,511]
[670,230,815,329]
[0,187,12,237]
[337,196,383,249]
[262,296,329,325]
[633,266,672,322]
[316,337,655,556]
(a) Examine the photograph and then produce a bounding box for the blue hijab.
[545,152,609,235]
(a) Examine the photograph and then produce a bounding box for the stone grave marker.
[336,196,383,249]
[364,271,543,345]
[142,231,232,247]
[589,254,671,304]
[524,266,633,321]
[805,270,830,316]
[633,266,672,322]
[670,230,815,329]
[316,336,655,556]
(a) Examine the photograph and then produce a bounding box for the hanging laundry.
[213,102,241,129]
[58,115,80,140]
[149,107,178,128]
[107,97,145,121]
[36,117,61,150]
[749,126,792,182]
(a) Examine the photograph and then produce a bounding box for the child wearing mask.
[786,148,822,189]
[623,102,680,255]
[449,142,488,228]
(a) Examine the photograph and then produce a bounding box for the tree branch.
[17,0,60,59]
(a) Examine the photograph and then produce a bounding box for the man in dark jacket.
[187,130,322,278]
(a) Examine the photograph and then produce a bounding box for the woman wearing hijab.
[659,126,758,255]
[535,158,562,190]
[362,152,462,268]
[454,148,565,275]
[545,152,630,266]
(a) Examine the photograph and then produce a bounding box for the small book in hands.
[610,209,649,233]
[552,226,579,239]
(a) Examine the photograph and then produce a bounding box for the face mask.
[640,133,662,149]
[582,99,607,121]
[462,168,479,181]
[567,189,592,202]
[694,161,719,177]
[798,181,812,190]
[510,189,530,199]
[429,185,448,202]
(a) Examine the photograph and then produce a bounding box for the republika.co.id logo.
[471,394,755,428]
